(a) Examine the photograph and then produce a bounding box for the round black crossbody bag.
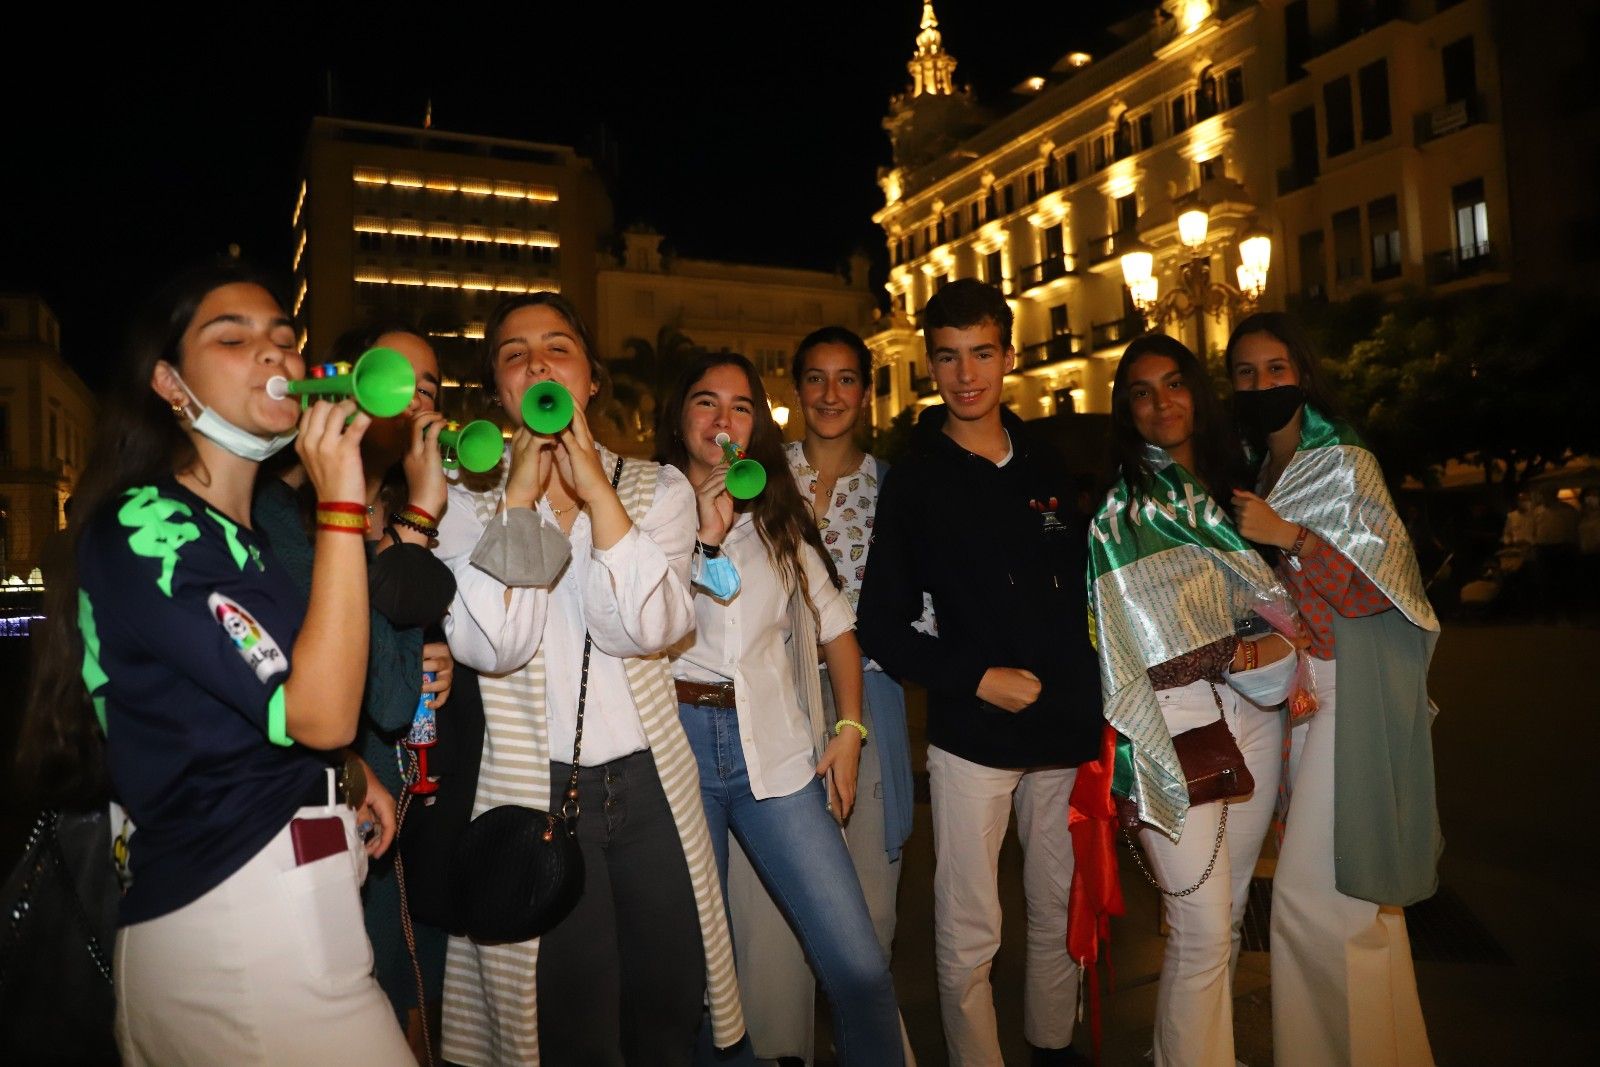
[449,458,621,944]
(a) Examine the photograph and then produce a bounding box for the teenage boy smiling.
[858,280,1101,1067]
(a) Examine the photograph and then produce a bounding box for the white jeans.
[1136,679,1283,1067]
[115,803,413,1067]
[927,745,1077,1066]
[1271,658,1435,1066]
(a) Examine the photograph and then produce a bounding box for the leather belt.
[675,679,738,709]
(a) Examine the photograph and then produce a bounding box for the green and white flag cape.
[1264,407,1438,633]
[1088,449,1295,841]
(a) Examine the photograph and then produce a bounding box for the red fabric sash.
[1068,725,1125,1063]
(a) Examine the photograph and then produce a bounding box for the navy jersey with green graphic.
[77,476,329,925]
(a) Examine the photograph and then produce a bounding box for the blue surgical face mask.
[1226,645,1298,707]
[174,370,297,462]
[693,551,741,600]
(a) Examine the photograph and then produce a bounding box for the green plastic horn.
[521,380,575,435]
[715,433,767,500]
[266,347,417,418]
[439,419,506,473]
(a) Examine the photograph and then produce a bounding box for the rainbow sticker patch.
[208,593,287,683]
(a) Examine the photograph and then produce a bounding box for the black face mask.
[1234,385,1305,439]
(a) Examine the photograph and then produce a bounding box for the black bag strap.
[556,454,626,833]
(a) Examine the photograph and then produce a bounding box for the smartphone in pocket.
[290,816,347,866]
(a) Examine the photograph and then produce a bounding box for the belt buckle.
[338,752,367,811]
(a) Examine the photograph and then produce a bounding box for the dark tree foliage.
[1292,287,1595,498]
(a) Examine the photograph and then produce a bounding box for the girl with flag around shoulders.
[1226,312,1440,1067]
[1086,333,1307,1067]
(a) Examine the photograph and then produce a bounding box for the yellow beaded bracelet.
[834,718,868,742]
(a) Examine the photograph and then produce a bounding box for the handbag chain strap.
[1122,681,1232,898]
[549,454,624,839]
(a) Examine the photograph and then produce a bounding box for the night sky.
[3,1,1147,388]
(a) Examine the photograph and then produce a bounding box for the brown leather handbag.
[1123,682,1255,897]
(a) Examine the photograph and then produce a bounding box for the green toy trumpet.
[521,380,575,435]
[439,419,506,473]
[715,433,767,500]
[266,347,417,419]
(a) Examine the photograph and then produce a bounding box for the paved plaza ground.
[1,622,1592,1063]
[842,622,1597,1066]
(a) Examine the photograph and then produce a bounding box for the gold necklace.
[547,499,577,517]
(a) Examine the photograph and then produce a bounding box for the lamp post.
[1120,202,1271,353]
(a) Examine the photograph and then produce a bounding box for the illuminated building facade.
[0,294,96,583]
[594,229,876,448]
[293,117,614,409]
[868,0,1513,429]
[1267,0,1510,301]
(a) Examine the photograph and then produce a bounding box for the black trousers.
[536,750,705,1066]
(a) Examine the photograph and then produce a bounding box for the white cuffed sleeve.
[436,482,550,675]
[584,464,698,658]
[802,542,856,645]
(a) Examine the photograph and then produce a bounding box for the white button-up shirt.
[671,510,855,800]
[438,459,699,765]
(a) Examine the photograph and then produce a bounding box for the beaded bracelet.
[391,511,439,540]
[403,503,438,525]
[834,718,869,743]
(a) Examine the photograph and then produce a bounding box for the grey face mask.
[173,371,297,462]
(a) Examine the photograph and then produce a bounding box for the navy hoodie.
[857,405,1102,769]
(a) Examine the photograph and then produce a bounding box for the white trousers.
[1270,658,1435,1066]
[115,802,413,1067]
[1137,680,1283,1067]
[927,745,1077,1067]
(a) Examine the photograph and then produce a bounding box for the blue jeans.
[680,703,904,1067]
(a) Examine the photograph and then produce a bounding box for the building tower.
[882,2,986,172]
[907,2,957,98]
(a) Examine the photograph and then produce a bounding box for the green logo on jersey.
[118,486,200,597]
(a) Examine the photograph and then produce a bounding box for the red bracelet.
[1288,525,1310,557]
[317,500,367,515]
[403,503,438,524]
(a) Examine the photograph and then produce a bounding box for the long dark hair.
[790,325,872,382]
[327,320,431,519]
[1223,311,1344,422]
[14,260,290,809]
[653,352,832,594]
[479,292,608,407]
[1107,332,1245,505]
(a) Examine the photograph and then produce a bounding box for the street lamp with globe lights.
[1120,200,1272,348]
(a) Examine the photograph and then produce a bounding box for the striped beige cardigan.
[441,453,744,1066]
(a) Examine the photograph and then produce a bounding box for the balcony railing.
[1019,334,1085,368]
[1084,233,1129,267]
[1090,316,1142,352]
[1415,94,1484,144]
[1014,255,1078,292]
[1425,242,1497,285]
